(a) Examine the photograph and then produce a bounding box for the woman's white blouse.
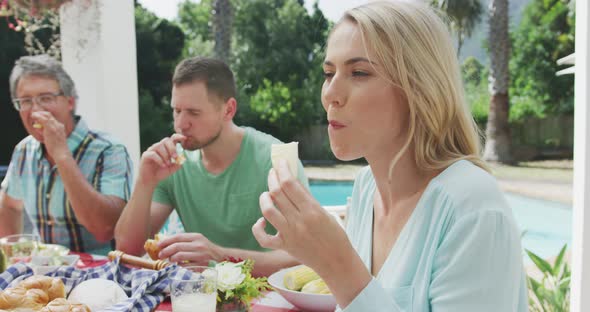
[340,160,529,312]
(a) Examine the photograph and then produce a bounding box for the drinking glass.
[171,266,218,312]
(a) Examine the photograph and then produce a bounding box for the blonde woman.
[252,1,528,311]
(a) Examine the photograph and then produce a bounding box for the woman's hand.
[252,160,356,275]
[252,160,372,307]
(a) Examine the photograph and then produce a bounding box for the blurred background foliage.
[0,0,576,161]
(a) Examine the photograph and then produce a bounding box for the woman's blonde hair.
[340,0,489,177]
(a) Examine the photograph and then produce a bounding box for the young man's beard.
[183,128,222,151]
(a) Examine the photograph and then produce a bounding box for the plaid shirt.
[1,116,133,254]
[0,258,188,312]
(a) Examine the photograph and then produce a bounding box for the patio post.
[59,0,140,174]
[570,0,590,310]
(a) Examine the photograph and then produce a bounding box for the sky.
[137,0,369,22]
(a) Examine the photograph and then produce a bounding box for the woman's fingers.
[252,217,283,250]
[268,168,299,219]
[259,191,289,229]
[275,160,317,213]
[254,191,288,250]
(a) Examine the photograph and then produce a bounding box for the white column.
[570,0,590,310]
[59,0,140,175]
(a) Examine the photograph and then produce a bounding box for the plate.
[37,244,70,257]
[30,254,80,275]
[268,265,337,312]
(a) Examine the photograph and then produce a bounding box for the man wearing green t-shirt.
[114,57,308,276]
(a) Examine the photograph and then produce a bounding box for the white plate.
[268,265,337,312]
[30,254,80,275]
[37,244,70,257]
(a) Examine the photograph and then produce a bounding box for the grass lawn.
[491,160,573,183]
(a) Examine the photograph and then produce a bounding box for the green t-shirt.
[153,127,309,251]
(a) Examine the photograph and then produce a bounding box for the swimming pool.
[310,181,572,262]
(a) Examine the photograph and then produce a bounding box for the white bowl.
[30,254,80,275]
[268,265,337,312]
[37,243,70,257]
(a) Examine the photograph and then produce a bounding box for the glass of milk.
[171,266,218,312]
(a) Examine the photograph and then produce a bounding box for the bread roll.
[0,287,49,310]
[0,287,27,309]
[23,288,50,308]
[40,298,91,312]
[19,275,65,301]
[271,142,299,176]
[144,234,163,260]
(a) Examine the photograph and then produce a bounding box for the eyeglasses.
[12,92,64,111]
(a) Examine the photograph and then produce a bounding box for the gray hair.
[9,55,78,110]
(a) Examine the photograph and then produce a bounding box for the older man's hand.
[31,111,70,162]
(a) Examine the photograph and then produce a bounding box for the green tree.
[177,0,215,57]
[461,56,484,85]
[509,0,574,118]
[484,0,512,163]
[177,0,212,41]
[0,24,27,164]
[432,0,483,56]
[135,3,185,151]
[249,79,293,123]
[232,0,329,140]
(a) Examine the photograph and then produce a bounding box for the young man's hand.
[157,233,224,265]
[137,134,187,188]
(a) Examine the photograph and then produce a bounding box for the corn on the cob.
[301,278,331,294]
[283,266,321,291]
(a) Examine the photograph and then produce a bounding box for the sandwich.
[270,142,299,176]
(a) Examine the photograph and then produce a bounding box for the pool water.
[310,181,572,263]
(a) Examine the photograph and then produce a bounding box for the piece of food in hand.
[170,142,186,165]
[271,142,299,176]
[33,122,43,129]
[283,265,320,291]
[301,278,331,294]
[144,234,164,260]
[67,279,128,311]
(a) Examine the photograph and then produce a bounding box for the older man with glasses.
[0,55,133,255]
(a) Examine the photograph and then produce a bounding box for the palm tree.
[483,0,512,163]
[433,0,483,56]
[212,0,233,62]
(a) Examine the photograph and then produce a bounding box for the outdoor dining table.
[74,252,301,312]
[155,292,300,312]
